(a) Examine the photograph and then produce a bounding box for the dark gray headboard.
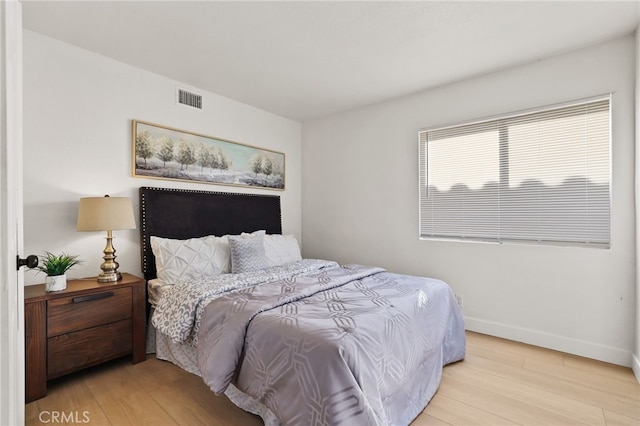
[139,186,282,280]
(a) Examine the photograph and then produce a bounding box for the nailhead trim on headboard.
[139,186,282,280]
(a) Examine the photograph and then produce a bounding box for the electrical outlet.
[455,294,463,308]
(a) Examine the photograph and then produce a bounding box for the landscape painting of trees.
[132,120,285,190]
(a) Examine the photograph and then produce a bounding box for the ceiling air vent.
[177,88,203,110]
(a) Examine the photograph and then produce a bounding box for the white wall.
[22,30,302,285]
[302,36,636,366]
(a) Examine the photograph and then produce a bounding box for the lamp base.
[97,231,123,283]
[97,271,122,283]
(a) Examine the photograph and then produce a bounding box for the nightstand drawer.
[47,319,133,379]
[47,287,132,337]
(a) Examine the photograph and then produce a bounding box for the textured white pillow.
[229,235,271,273]
[150,235,231,285]
[264,234,302,266]
[229,233,302,273]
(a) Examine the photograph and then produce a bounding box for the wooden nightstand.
[24,273,146,403]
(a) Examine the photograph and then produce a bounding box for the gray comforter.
[196,262,465,426]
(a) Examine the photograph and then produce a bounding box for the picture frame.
[132,120,285,190]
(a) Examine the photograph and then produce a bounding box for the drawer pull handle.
[73,292,114,304]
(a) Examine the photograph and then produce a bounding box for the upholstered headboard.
[139,186,282,280]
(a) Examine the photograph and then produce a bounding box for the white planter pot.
[45,274,67,292]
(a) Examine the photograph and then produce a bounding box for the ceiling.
[22,1,640,123]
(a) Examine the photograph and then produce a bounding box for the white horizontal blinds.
[420,122,501,241]
[419,97,610,247]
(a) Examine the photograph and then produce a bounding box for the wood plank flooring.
[25,331,639,425]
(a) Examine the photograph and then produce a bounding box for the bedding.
[141,187,464,426]
[150,234,231,284]
[150,230,267,285]
[149,312,282,426]
[148,286,282,425]
[230,233,303,273]
[229,235,271,273]
[152,259,465,426]
[152,259,338,344]
[263,233,302,266]
[147,278,169,306]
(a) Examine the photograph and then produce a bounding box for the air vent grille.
[177,88,202,110]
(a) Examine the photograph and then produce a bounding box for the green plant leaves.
[36,252,81,276]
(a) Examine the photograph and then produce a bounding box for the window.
[419,96,611,248]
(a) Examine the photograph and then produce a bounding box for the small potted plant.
[37,252,81,292]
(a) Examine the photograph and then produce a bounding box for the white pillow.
[263,234,302,266]
[150,235,230,285]
[242,230,266,237]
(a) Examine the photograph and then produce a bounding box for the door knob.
[17,255,38,270]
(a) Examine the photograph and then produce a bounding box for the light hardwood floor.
[25,331,639,425]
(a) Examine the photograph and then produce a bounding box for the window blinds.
[419,96,611,248]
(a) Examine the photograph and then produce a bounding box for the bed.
[140,186,466,426]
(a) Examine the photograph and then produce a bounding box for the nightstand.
[24,273,146,403]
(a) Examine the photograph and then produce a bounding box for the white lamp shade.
[77,196,136,231]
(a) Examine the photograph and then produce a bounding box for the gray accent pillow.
[229,235,270,273]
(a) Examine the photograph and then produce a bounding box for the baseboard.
[632,352,640,384]
[464,316,632,367]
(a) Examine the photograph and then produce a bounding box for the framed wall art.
[132,120,285,190]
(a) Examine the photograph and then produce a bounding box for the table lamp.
[77,195,136,282]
